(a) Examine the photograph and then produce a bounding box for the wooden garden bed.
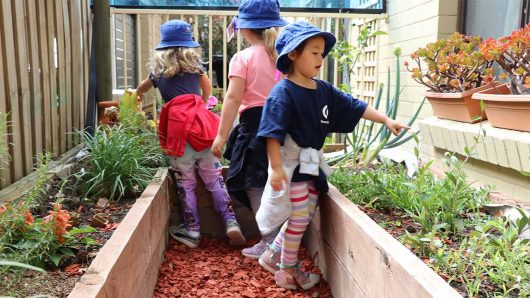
[68,168,170,298]
[304,185,462,298]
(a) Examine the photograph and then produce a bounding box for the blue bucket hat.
[275,21,336,74]
[156,20,199,50]
[235,0,288,29]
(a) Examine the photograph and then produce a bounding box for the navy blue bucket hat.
[275,21,336,74]
[156,20,199,50]
[235,0,288,29]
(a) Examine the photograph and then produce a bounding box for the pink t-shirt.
[228,45,279,114]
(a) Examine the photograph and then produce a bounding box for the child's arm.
[199,74,212,104]
[362,105,410,135]
[211,77,245,158]
[135,77,153,102]
[267,138,287,191]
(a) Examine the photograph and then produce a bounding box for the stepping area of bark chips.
[154,238,332,297]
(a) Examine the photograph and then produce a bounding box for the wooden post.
[93,0,112,101]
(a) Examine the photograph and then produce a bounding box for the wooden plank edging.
[69,168,170,298]
[305,185,462,298]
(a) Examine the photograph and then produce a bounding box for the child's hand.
[211,136,227,158]
[384,118,410,135]
[270,167,287,191]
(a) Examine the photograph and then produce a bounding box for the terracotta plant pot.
[97,101,120,125]
[424,84,496,123]
[471,83,530,132]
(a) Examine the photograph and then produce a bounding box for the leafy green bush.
[78,125,165,200]
[330,136,530,296]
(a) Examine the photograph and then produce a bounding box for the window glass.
[465,0,522,38]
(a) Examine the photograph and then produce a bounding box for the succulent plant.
[406,32,494,93]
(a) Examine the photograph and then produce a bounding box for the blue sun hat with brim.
[275,21,336,74]
[235,0,288,29]
[156,20,199,50]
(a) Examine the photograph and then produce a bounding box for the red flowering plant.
[405,32,495,93]
[0,201,95,267]
[479,24,530,94]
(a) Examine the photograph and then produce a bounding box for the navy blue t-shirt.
[258,78,368,150]
[149,72,202,103]
[258,78,368,183]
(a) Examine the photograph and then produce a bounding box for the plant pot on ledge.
[471,83,530,132]
[424,83,493,123]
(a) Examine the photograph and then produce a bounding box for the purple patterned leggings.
[169,144,236,232]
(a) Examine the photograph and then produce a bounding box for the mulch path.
[154,238,333,298]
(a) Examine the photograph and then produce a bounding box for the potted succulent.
[472,24,530,132]
[406,32,496,123]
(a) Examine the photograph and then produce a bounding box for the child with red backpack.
[136,19,246,249]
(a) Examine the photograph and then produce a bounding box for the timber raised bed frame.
[305,185,462,298]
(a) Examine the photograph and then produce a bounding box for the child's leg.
[242,187,278,259]
[169,155,200,232]
[277,182,312,266]
[197,151,246,246]
[196,152,236,223]
[272,181,320,290]
[271,181,319,252]
[247,187,276,240]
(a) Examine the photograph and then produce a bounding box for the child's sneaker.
[242,239,269,259]
[169,224,200,248]
[258,245,281,274]
[226,221,246,247]
[274,263,320,290]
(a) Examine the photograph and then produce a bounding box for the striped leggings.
[271,181,318,267]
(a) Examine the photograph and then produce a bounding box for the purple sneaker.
[241,239,269,259]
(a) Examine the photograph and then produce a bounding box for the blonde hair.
[148,47,204,79]
[251,27,281,61]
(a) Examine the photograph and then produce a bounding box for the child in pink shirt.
[211,0,287,259]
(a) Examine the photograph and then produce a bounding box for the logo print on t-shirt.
[321,105,329,124]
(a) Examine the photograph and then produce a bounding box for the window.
[462,0,527,38]
[114,14,137,90]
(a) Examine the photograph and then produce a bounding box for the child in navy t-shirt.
[256,21,409,290]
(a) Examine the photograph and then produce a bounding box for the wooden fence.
[0,0,92,188]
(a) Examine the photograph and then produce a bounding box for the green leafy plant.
[119,90,157,132]
[0,201,95,268]
[0,260,45,272]
[330,121,530,296]
[77,125,165,200]
[406,32,495,93]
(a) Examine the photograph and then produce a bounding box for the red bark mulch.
[154,238,333,298]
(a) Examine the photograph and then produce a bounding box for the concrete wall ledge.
[305,185,461,298]
[418,117,530,172]
[69,168,170,298]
